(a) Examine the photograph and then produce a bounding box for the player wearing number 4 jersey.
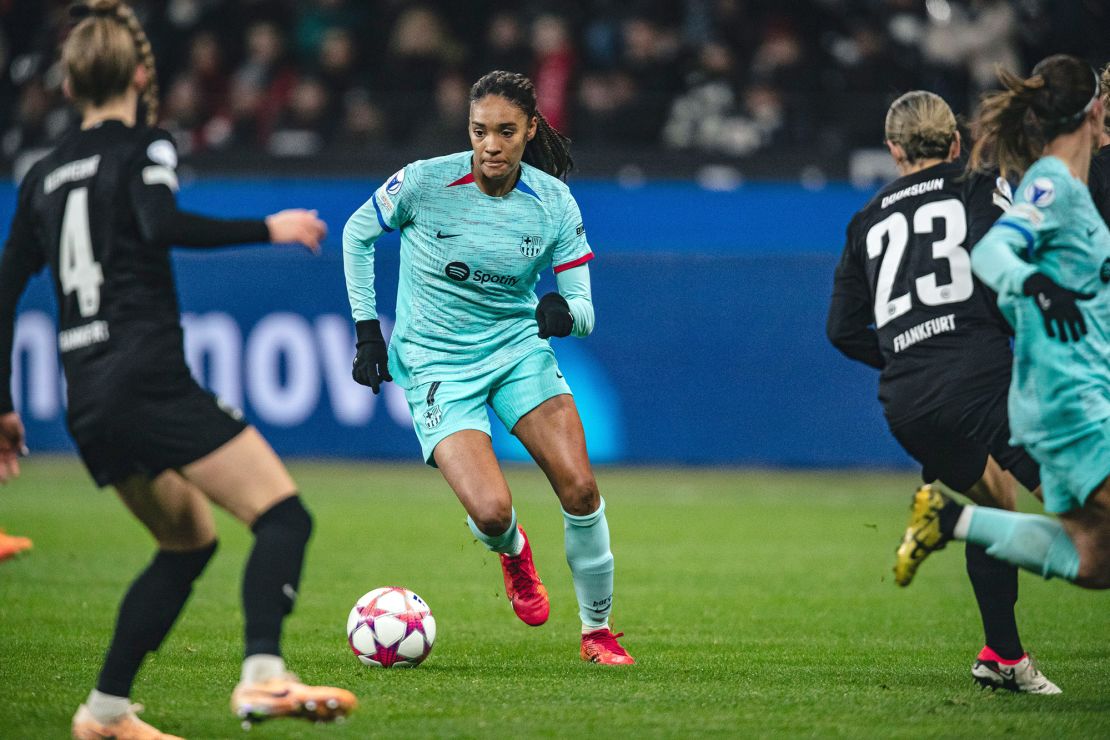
[343,70,632,665]
[0,3,354,737]
[828,91,1058,693]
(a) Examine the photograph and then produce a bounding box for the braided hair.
[968,54,1099,179]
[470,70,573,180]
[63,0,160,126]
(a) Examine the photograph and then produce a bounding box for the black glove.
[1022,272,1094,342]
[535,292,573,339]
[352,319,392,393]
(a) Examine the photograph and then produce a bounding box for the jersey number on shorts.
[60,187,104,318]
[866,198,971,328]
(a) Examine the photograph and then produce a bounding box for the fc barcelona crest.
[424,404,442,430]
[520,235,541,258]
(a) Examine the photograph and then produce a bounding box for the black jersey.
[1090,145,1110,227]
[0,121,266,431]
[827,160,1013,424]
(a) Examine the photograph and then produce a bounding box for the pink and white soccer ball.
[346,587,436,668]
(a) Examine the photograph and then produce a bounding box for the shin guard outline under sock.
[244,495,312,658]
[563,498,614,628]
[96,540,217,697]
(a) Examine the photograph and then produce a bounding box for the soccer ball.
[346,587,436,667]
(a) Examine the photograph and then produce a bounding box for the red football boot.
[581,628,635,665]
[498,527,550,626]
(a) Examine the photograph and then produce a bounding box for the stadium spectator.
[531,13,575,133]
[1,1,1108,173]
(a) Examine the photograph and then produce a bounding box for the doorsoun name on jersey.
[891,313,956,353]
[881,178,944,209]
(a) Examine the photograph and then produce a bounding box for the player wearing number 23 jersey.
[828,91,1060,694]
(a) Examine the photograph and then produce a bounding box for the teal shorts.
[1029,416,1110,514]
[404,348,571,466]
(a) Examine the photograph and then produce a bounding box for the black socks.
[243,495,313,658]
[97,540,217,697]
[965,542,1024,661]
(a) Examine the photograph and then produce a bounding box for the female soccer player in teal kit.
[342,71,633,664]
[897,55,1110,590]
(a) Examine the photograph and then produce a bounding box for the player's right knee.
[470,503,513,537]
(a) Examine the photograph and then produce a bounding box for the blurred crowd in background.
[1,0,1108,178]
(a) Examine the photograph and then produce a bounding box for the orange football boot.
[231,674,357,725]
[71,703,183,740]
[0,530,31,562]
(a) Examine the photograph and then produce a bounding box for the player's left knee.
[252,494,313,545]
[559,475,600,516]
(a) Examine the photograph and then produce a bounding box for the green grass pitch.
[1,458,1107,738]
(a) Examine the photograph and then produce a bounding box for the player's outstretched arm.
[264,209,326,253]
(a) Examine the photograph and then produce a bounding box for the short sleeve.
[551,194,593,274]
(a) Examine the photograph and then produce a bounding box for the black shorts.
[887,388,1040,494]
[70,379,247,488]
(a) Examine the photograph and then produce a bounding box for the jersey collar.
[446,170,541,201]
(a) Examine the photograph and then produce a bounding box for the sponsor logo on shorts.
[520,235,541,258]
[424,404,442,429]
[445,262,470,281]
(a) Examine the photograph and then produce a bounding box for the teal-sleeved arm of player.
[556,263,594,337]
[342,196,385,322]
[971,218,1038,297]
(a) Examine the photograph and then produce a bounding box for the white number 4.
[865,198,971,328]
[60,187,104,318]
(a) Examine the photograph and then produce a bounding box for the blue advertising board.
[0,177,910,468]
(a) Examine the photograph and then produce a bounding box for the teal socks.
[964,506,1081,581]
[564,498,614,629]
[467,508,523,555]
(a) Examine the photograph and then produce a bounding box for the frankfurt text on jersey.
[891,314,956,353]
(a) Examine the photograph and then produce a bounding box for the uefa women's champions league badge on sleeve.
[1024,178,1055,208]
[386,168,405,195]
[520,235,542,258]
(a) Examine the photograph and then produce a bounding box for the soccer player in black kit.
[827,91,1059,694]
[0,2,356,737]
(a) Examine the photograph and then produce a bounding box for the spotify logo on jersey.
[445,262,471,281]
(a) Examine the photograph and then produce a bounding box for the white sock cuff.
[87,689,131,724]
[241,654,286,685]
[563,497,606,527]
[953,505,976,540]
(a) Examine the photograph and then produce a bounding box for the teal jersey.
[971,156,1110,447]
[343,152,594,388]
